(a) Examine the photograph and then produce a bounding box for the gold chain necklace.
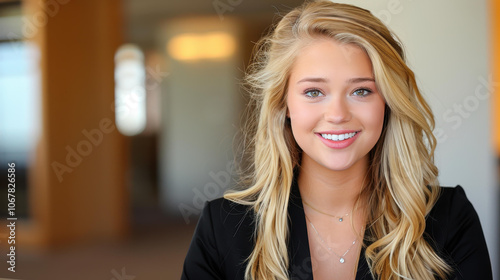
[302,199,350,222]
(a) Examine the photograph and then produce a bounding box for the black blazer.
[181,182,492,279]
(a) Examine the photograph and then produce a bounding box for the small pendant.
[339,218,343,222]
[339,258,345,264]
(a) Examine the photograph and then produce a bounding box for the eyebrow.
[296,77,375,84]
[346,77,375,84]
[297,77,329,84]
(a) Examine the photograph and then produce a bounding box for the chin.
[321,162,356,172]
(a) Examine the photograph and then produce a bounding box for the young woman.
[181,1,493,279]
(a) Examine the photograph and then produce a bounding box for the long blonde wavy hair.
[224,1,451,279]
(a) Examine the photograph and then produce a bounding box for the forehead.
[289,38,374,82]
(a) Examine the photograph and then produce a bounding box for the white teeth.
[321,132,357,141]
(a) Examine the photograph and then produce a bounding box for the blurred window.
[114,44,147,136]
[0,41,40,166]
[0,3,40,218]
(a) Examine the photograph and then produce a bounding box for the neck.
[297,155,369,215]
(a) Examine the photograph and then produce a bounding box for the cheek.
[359,101,386,137]
[287,100,317,132]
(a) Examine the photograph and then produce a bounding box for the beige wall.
[157,18,244,221]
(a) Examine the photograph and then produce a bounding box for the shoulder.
[182,197,256,280]
[197,197,256,244]
[202,197,256,269]
[202,197,255,232]
[426,185,493,279]
[433,185,470,210]
[429,185,471,220]
[427,185,478,232]
[426,185,478,245]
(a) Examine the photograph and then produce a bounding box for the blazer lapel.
[355,247,373,280]
[288,179,314,280]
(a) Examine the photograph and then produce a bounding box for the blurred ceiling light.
[167,32,236,61]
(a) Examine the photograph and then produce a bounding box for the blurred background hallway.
[0,0,498,279]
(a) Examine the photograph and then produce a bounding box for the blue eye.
[305,89,324,98]
[352,88,372,97]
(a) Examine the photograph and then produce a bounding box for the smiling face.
[286,38,386,172]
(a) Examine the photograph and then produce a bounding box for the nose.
[324,96,351,124]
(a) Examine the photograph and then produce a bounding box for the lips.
[316,130,360,149]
